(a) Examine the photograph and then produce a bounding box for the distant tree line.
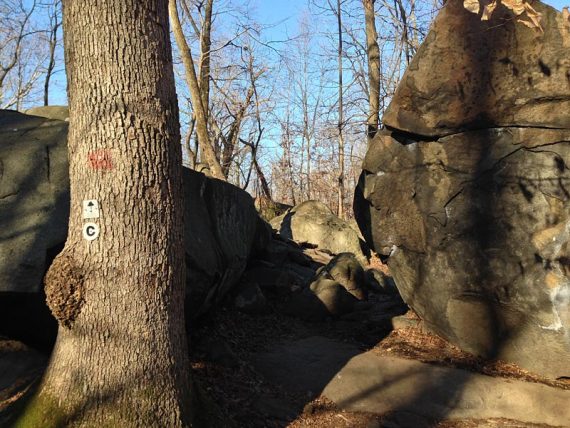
[0,0,443,217]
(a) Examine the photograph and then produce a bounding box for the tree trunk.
[43,1,60,106]
[17,0,194,426]
[336,0,345,219]
[198,0,213,121]
[363,0,380,140]
[169,0,226,180]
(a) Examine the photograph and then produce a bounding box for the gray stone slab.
[323,351,570,427]
[250,336,360,397]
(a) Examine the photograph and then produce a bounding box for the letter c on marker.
[82,222,100,241]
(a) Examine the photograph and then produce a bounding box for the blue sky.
[543,0,568,9]
[45,0,570,107]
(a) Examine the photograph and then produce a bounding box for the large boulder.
[354,1,570,378]
[382,0,570,136]
[270,200,369,263]
[0,109,264,321]
[0,110,69,294]
[182,167,261,316]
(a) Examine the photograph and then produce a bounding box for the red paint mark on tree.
[88,149,113,170]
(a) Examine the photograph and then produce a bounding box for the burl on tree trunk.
[16,0,194,426]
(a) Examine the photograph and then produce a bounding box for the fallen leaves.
[463,0,481,14]
[481,1,498,20]
[463,0,543,31]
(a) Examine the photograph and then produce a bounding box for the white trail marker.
[83,199,100,219]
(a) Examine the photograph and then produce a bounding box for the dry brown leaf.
[464,0,481,14]
[502,0,526,15]
[522,2,543,31]
[462,0,544,31]
[482,0,498,20]
[517,18,543,32]
[518,18,536,28]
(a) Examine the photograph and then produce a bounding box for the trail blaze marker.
[82,222,100,241]
[83,199,100,219]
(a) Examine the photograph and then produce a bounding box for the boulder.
[0,109,266,321]
[254,196,292,222]
[182,167,263,316]
[313,253,368,301]
[309,278,359,317]
[354,1,570,378]
[24,106,69,121]
[270,200,369,263]
[0,110,69,294]
[382,0,570,137]
[283,254,369,320]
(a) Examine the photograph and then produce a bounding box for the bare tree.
[335,0,346,218]
[0,0,43,109]
[363,0,380,139]
[169,0,226,179]
[43,0,61,106]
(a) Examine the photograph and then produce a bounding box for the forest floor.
[188,298,569,428]
[1,304,569,427]
[1,255,569,427]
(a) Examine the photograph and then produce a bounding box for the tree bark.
[169,0,226,180]
[17,0,194,426]
[336,0,345,219]
[198,0,213,121]
[43,0,61,106]
[363,0,380,140]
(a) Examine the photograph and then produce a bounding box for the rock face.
[0,109,264,319]
[0,110,69,294]
[354,1,570,378]
[25,106,69,121]
[382,0,570,136]
[270,200,369,263]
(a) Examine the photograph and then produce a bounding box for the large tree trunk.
[363,0,380,140]
[17,0,194,426]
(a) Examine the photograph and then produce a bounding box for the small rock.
[391,315,420,330]
[317,253,368,300]
[309,278,359,317]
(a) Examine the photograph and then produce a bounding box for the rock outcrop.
[25,106,69,121]
[0,110,69,294]
[0,109,265,321]
[271,200,369,263]
[381,0,570,136]
[354,0,570,378]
